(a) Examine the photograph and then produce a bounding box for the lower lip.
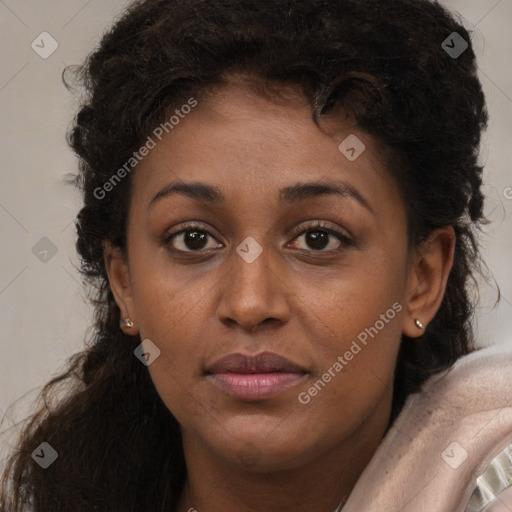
[208,372,305,400]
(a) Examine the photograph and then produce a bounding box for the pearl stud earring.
[120,318,134,329]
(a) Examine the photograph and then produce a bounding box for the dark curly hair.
[0,0,490,510]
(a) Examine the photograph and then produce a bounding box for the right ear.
[103,240,138,335]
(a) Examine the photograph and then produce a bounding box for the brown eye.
[303,230,331,251]
[180,230,208,250]
[164,225,222,252]
[289,223,353,252]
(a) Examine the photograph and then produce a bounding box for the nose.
[215,240,292,333]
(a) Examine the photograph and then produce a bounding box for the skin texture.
[104,77,455,512]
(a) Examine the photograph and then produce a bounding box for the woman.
[1,0,511,510]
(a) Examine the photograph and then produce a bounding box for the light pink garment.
[483,485,512,511]
[342,344,512,512]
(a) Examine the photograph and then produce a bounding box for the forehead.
[130,77,403,220]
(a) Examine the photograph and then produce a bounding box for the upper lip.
[205,352,306,375]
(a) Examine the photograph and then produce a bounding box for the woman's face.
[106,78,446,471]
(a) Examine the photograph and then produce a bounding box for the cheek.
[129,243,211,340]
[292,246,406,349]
[138,302,211,425]
[127,256,213,397]
[294,256,406,413]
[299,300,402,439]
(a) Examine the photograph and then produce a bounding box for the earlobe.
[402,226,455,338]
[103,240,138,334]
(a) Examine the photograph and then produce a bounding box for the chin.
[200,418,322,471]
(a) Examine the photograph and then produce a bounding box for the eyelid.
[288,220,352,241]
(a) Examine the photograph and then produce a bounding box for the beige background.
[0,0,511,453]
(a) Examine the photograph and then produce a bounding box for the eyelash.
[162,221,354,255]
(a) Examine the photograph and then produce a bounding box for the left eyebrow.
[147,182,224,211]
[279,180,375,215]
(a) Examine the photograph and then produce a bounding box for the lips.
[205,352,307,400]
[206,352,306,375]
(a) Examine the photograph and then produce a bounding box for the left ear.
[402,226,455,338]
